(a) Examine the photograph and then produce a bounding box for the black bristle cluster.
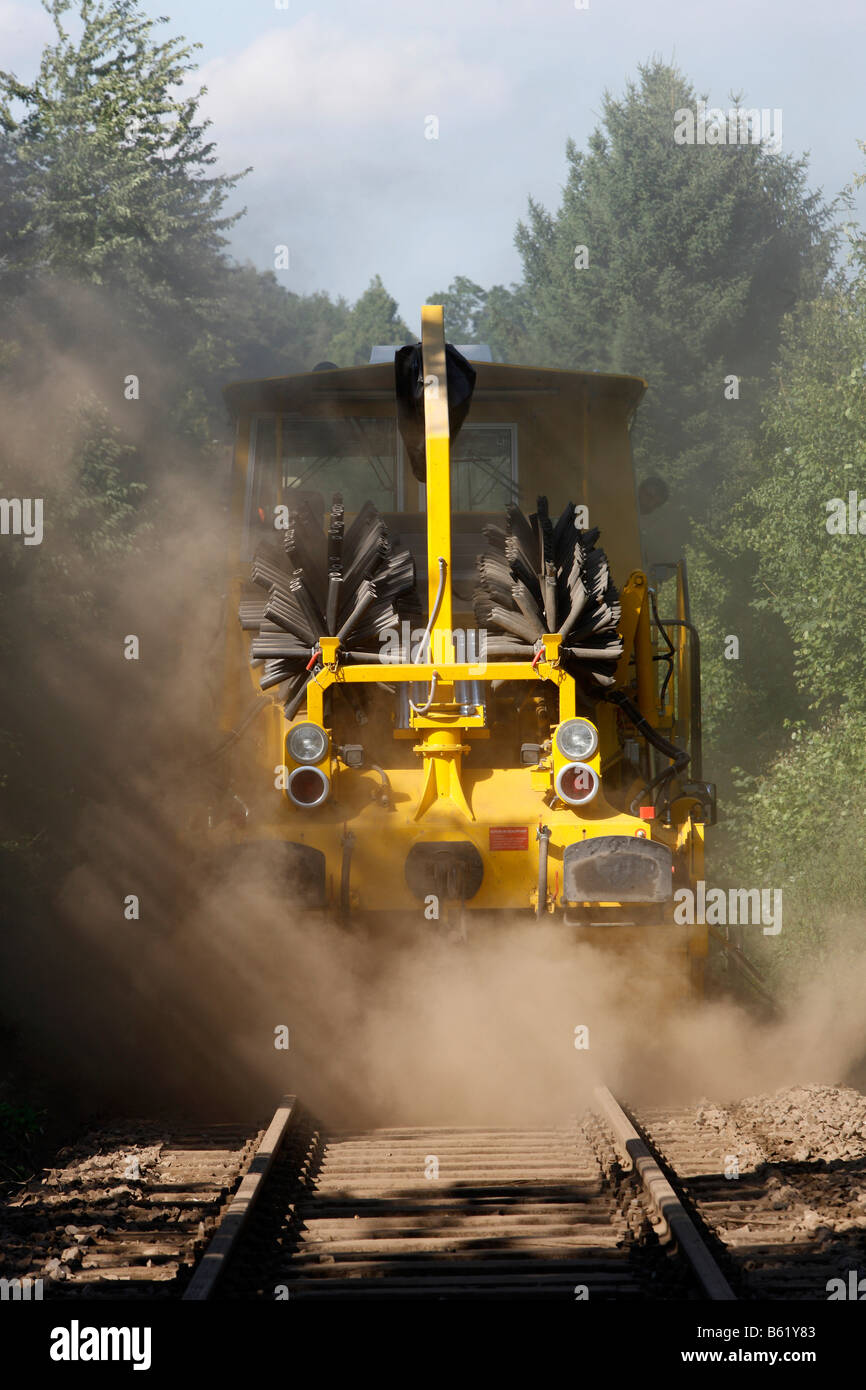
[473,497,623,690]
[240,494,420,715]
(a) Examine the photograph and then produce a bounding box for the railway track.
[8,1085,863,1300]
[0,1122,261,1298]
[183,1090,735,1301]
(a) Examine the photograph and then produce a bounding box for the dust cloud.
[2,290,866,1136]
[12,837,866,1132]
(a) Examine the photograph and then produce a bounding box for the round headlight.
[288,722,328,765]
[555,718,598,761]
[555,761,599,807]
[288,765,330,807]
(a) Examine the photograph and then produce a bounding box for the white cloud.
[192,12,524,314]
[184,0,866,319]
[195,15,508,164]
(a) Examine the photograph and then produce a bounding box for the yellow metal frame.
[301,308,581,822]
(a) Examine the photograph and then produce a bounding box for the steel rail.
[182,1094,298,1301]
[593,1085,736,1301]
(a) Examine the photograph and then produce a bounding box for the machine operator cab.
[229,341,645,625]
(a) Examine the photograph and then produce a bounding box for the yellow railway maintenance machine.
[217,307,715,990]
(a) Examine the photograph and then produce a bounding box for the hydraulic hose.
[409,670,438,715]
[368,763,393,809]
[410,556,447,715]
[605,688,689,815]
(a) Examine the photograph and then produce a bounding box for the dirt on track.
[638,1083,866,1299]
[0,1121,260,1298]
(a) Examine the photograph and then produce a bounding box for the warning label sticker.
[489,826,529,851]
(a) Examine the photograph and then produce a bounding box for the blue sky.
[4,0,865,331]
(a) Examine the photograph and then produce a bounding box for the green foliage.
[708,155,866,972]
[739,268,866,718]
[0,396,148,684]
[0,1099,46,1183]
[325,275,412,366]
[0,382,151,866]
[729,713,866,880]
[684,529,803,794]
[0,0,246,331]
[220,265,352,378]
[511,60,835,537]
[424,275,531,362]
[424,276,486,340]
[0,0,248,449]
[63,399,148,554]
[725,711,866,983]
[0,0,395,449]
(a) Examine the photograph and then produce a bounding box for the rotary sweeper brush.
[240,495,422,721]
[473,499,623,689]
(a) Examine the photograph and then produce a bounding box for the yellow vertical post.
[411,305,472,823]
[420,305,454,664]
